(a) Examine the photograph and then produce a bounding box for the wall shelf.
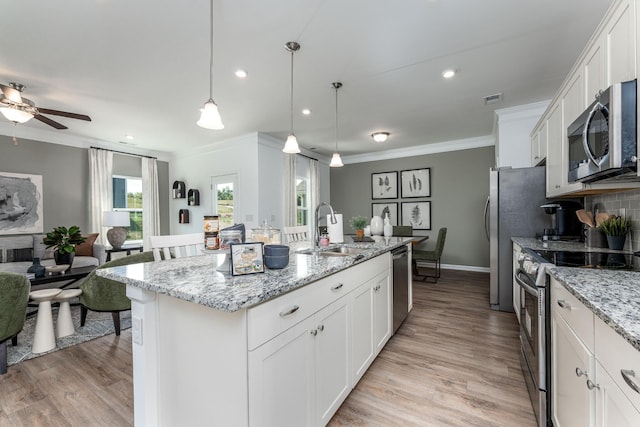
[179,209,190,224]
[172,181,186,199]
[188,189,200,206]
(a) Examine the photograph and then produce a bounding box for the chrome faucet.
[315,202,338,249]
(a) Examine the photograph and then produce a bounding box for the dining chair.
[0,272,30,374]
[412,227,447,283]
[392,226,413,237]
[283,226,311,243]
[149,233,204,261]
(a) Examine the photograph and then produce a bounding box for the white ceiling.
[0,0,611,159]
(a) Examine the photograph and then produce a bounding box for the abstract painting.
[372,202,398,226]
[0,172,43,235]
[401,201,431,230]
[371,171,398,199]
[401,168,430,198]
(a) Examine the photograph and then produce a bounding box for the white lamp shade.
[197,100,224,130]
[282,133,300,153]
[0,107,33,123]
[329,153,344,167]
[103,211,131,227]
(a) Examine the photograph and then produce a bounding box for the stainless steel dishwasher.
[392,245,409,333]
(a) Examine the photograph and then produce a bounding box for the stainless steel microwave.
[567,79,638,183]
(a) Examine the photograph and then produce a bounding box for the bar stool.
[29,289,62,354]
[54,289,82,338]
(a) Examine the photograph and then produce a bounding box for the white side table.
[53,289,82,338]
[29,289,62,354]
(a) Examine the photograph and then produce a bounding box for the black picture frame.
[229,242,265,276]
[371,171,398,199]
[401,201,431,230]
[371,202,398,226]
[401,168,431,198]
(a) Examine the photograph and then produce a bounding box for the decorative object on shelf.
[597,215,631,250]
[45,264,70,275]
[196,0,224,130]
[349,216,368,239]
[401,168,431,198]
[282,41,301,154]
[329,82,344,168]
[372,202,398,226]
[188,189,200,206]
[42,225,87,268]
[369,215,383,236]
[401,201,431,230]
[371,171,398,199]
[371,132,390,143]
[103,211,130,249]
[172,181,186,199]
[27,257,46,278]
[179,209,190,224]
[229,242,264,275]
[0,171,44,235]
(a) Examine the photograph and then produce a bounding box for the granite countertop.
[96,237,409,312]
[512,237,632,254]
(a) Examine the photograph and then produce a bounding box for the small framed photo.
[371,171,398,199]
[372,202,398,226]
[401,168,430,198]
[229,242,265,276]
[401,201,431,230]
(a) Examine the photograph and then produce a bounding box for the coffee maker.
[540,200,583,240]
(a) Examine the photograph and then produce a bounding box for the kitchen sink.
[297,246,368,257]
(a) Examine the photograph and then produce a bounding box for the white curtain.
[142,157,161,249]
[283,154,297,227]
[309,158,320,237]
[88,148,113,245]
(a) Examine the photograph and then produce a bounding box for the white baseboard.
[416,261,489,273]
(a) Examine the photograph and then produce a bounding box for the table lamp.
[103,211,131,249]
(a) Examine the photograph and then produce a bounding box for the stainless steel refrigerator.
[484,166,548,312]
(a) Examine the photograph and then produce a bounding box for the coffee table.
[29,265,96,289]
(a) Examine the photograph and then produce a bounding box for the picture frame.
[401,201,431,230]
[401,168,430,198]
[229,242,265,276]
[0,171,44,235]
[371,171,398,199]
[371,202,398,226]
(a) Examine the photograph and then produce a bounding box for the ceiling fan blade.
[34,114,68,130]
[37,108,91,122]
[0,84,23,103]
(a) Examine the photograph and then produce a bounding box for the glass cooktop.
[532,250,640,271]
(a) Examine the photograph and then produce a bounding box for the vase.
[27,257,46,278]
[370,216,383,236]
[606,235,626,251]
[355,229,364,239]
[54,251,75,269]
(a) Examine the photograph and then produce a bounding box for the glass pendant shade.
[197,99,224,130]
[0,107,33,123]
[330,152,344,167]
[283,133,300,153]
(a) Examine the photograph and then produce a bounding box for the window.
[112,176,143,242]
[211,174,237,228]
[296,177,309,226]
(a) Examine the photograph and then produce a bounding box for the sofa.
[0,234,106,274]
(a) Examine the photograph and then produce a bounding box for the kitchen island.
[97,237,410,427]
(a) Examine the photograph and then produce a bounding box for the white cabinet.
[605,0,636,85]
[595,361,640,427]
[545,103,566,197]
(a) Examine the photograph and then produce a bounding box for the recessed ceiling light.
[125,134,134,140]
[442,69,456,79]
[235,69,248,78]
[301,108,311,115]
[371,132,390,143]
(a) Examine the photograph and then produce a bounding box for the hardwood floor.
[0,270,536,427]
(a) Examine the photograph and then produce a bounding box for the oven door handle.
[515,271,539,296]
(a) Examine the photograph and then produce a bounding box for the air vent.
[483,93,503,105]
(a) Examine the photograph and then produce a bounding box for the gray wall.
[0,135,170,237]
[586,189,640,252]
[330,146,494,268]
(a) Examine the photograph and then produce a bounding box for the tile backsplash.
[585,188,640,252]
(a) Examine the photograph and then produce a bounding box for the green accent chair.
[0,272,30,375]
[79,251,154,335]
[413,227,447,283]
[392,226,413,237]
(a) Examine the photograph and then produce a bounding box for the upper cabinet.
[532,0,640,196]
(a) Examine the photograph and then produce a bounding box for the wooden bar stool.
[29,289,62,354]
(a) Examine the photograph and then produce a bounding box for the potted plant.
[43,225,87,267]
[597,215,632,250]
[349,216,368,239]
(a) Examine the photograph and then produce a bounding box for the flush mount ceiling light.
[234,69,248,79]
[282,41,301,153]
[301,108,311,116]
[442,69,456,79]
[197,0,224,130]
[371,132,390,143]
[329,82,344,168]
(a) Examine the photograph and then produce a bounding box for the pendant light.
[329,82,344,167]
[197,0,224,130]
[282,41,301,153]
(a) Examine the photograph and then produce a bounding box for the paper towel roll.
[327,214,344,243]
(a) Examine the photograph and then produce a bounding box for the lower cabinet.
[595,361,640,427]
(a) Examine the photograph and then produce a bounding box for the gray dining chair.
[412,227,447,283]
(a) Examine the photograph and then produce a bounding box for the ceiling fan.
[0,82,91,130]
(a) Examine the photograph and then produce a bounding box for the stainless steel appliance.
[485,167,549,312]
[539,200,583,240]
[392,245,409,333]
[568,79,638,183]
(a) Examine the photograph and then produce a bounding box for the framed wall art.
[371,171,398,199]
[371,202,398,226]
[0,171,44,235]
[401,201,431,230]
[229,242,265,276]
[401,168,430,198]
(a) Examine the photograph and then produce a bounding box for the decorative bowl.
[45,264,70,274]
[264,254,289,269]
[264,244,290,256]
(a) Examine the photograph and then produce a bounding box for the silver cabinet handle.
[557,300,571,310]
[279,305,300,317]
[331,283,344,291]
[621,370,640,394]
[317,324,324,332]
[586,379,600,390]
[575,367,586,377]
[374,284,381,292]
[310,329,318,336]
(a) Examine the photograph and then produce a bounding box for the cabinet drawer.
[596,317,640,411]
[551,278,594,352]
